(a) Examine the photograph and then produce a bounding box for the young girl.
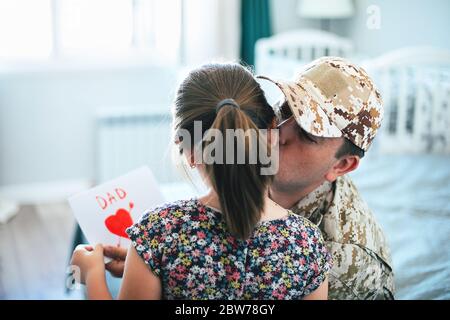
[71,63,332,300]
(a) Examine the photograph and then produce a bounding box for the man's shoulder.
[326,240,395,299]
[321,175,393,267]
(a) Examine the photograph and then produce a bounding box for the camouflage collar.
[291,180,334,225]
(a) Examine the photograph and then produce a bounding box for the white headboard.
[363,47,450,154]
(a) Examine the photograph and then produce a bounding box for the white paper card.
[68,166,165,255]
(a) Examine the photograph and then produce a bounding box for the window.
[0,0,53,60]
[58,0,134,54]
[0,0,182,62]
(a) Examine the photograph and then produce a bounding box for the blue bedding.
[350,153,450,299]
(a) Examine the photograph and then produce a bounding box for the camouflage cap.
[258,57,384,152]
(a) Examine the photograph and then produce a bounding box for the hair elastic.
[215,99,240,113]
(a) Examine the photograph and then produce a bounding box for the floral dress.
[126,198,332,300]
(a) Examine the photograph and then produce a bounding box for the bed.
[350,153,450,299]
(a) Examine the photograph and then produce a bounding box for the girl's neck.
[197,190,289,223]
[197,191,222,212]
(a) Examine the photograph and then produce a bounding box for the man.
[103,56,394,299]
[258,56,394,299]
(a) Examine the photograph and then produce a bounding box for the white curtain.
[181,0,240,66]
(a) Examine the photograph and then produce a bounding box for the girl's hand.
[70,244,105,285]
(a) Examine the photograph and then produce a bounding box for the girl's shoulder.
[287,211,322,235]
[146,198,200,213]
[287,211,327,243]
[252,211,328,257]
[135,198,217,229]
[126,198,222,253]
[256,210,323,239]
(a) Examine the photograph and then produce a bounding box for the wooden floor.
[0,203,84,299]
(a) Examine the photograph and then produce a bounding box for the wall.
[2,0,449,202]
[270,0,320,33]
[271,0,450,57]
[0,60,178,201]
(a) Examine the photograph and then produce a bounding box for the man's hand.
[104,245,128,278]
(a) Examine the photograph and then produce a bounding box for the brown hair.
[172,63,276,240]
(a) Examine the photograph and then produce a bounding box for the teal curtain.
[240,0,272,67]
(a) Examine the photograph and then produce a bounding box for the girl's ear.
[183,149,196,168]
[267,127,280,149]
[189,151,197,168]
[270,117,277,129]
[266,117,279,149]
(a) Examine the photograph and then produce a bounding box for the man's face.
[272,102,345,193]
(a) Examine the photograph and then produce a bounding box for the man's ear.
[325,156,360,182]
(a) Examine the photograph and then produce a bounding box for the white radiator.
[95,107,178,184]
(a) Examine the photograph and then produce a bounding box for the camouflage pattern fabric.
[290,175,395,300]
[258,56,384,152]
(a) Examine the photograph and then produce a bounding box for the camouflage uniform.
[290,176,395,300]
[259,57,394,299]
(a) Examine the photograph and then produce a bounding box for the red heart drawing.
[104,208,133,239]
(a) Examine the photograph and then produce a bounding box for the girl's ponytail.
[204,101,272,240]
[173,63,276,240]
